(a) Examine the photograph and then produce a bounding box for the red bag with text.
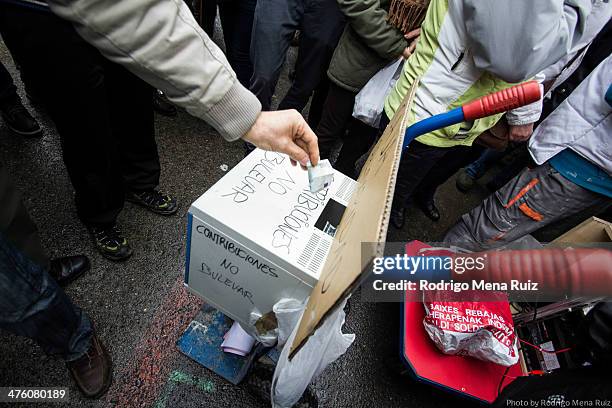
[423,291,518,366]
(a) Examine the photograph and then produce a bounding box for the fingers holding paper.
[242,110,320,169]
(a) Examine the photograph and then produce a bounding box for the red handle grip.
[462,81,541,121]
[452,248,612,297]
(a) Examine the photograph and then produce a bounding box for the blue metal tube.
[0,0,51,12]
[403,107,465,150]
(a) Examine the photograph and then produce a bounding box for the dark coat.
[327,0,407,93]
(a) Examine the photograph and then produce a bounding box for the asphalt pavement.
[0,25,509,408]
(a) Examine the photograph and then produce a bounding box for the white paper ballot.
[307,159,334,193]
[221,322,256,356]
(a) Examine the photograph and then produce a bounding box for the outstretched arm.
[46,0,319,165]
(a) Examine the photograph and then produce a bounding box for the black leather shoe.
[391,205,406,229]
[0,99,42,136]
[49,255,91,286]
[67,332,112,399]
[153,89,177,117]
[418,199,440,221]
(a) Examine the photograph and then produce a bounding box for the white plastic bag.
[273,299,304,347]
[271,297,355,408]
[352,58,404,127]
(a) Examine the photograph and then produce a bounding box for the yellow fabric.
[383,0,517,148]
[384,0,445,129]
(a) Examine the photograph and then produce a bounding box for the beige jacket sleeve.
[46,0,261,141]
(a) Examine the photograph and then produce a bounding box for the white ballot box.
[185,149,357,329]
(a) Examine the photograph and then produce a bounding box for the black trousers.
[201,0,257,88]
[0,61,18,107]
[316,83,355,159]
[0,4,160,226]
[414,144,485,202]
[316,82,379,177]
[393,137,480,209]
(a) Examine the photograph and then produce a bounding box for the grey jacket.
[463,0,602,83]
[46,0,261,142]
[529,55,611,174]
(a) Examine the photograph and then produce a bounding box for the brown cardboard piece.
[552,216,612,244]
[289,82,418,358]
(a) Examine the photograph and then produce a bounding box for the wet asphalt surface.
[3,19,600,408]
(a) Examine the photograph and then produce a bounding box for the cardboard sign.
[289,82,418,357]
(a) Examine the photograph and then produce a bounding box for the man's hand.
[242,110,319,167]
[402,28,421,60]
[508,123,534,142]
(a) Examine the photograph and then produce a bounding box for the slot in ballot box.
[185,149,357,330]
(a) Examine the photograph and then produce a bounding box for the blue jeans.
[249,0,344,111]
[465,148,505,180]
[0,233,92,361]
[465,149,505,180]
[0,166,92,362]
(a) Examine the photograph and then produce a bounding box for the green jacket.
[327,0,407,93]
